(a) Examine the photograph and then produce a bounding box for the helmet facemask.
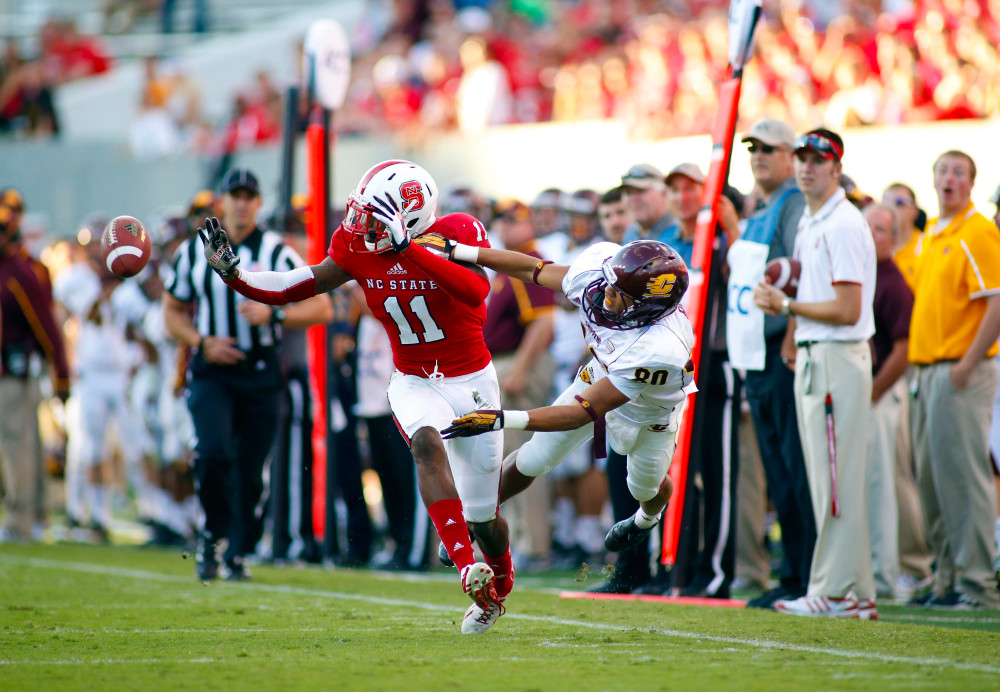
[344,193,392,253]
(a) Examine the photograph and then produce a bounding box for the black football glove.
[198,217,240,278]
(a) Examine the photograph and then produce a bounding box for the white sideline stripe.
[4,556,1000,675]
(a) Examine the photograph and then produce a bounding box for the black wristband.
[270,307,286,325]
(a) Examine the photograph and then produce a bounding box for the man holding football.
[199,160,511,635]
[436,238,695,559]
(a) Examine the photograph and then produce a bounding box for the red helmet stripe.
[358,160,410,194]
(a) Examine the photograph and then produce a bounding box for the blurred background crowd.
[3,0,1000,149]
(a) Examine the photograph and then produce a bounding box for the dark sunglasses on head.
[747,143,780,154]
[794,133,843,160]
[621,167,658,183]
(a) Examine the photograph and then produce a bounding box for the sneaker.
[605,516,655,552]
[929,591,984,610]
[908,587,937,607]
[196,538,220,581]
[774,592,859,618]
[857,597,879,620]
[461,562,498,610]
[222,556,251,581]
[461,598,506,635]
[895,574,933,604]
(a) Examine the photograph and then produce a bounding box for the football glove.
[412,233,456,259]
[198,217,240,278]
[368,193,409,252]
[440,390,503,439]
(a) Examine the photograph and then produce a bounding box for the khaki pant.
[794,340,875,600]
[494,350,555,561]
[0,377,42,539]
[735,407,770,590]
[911,359,999,607]
[866,377,905,597]
[893,370,933,581]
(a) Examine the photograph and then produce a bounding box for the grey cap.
[740,118,796,149]
[621,163,666,190]
[665,162,705,186]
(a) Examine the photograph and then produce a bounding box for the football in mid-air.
[764,256,801,297]
[101,215,151,278]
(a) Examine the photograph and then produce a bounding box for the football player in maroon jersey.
[199,160,511,634]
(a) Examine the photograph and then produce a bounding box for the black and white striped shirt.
[166,227,305,352]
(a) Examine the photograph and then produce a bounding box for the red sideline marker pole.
[305,114,329,541]
[302,18,350,543]
[662,0,762,566]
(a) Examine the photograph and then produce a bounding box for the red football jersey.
[329,212,493,378]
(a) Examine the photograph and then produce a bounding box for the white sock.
[87,483,110,527]
[551,498,576,547]
[633,508,660,529]
[574,515,606,554]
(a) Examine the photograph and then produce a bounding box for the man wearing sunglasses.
[754,128,879,619]
[727,118,814,610]
[907,150,1000,610]
[880,183,923,293]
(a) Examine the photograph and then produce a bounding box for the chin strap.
[574,395,607,459]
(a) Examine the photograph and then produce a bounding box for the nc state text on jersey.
[364,279,440,291]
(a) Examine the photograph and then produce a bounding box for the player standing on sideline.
[437,239,694,556]
[199,160,512,635]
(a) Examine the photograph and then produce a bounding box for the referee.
[164,168,332,580]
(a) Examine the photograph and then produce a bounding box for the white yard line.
[2,555,999,675]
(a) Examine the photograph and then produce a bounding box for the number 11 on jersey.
[383,295,445,344]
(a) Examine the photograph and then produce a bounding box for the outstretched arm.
[199,217,352,304]
[441,377,629,438]
[450,243,569,294]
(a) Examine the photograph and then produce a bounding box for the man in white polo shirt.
[754,128,878,619]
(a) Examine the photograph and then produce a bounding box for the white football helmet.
[343,159,438,253]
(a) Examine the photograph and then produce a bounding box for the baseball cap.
[1,188,24,213]
[494,199,531,222]
[794,129,844,161]
[189,189,217,215]
[740,118,796,149]
[621,164,666,190]
[665,163,705,186]
[221,168,261,197]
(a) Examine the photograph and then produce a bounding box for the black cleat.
[438,541,455,567]
[604,517,655,552]
[196,538,220,581]
[222,556,251,581]
[438,527,478,567]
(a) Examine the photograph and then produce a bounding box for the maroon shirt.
[0,248,69,389]
[483,243,556,356]
[871,259,913,376]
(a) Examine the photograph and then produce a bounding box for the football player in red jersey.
[199,160,511,634]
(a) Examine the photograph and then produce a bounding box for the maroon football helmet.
[584,240,688,329]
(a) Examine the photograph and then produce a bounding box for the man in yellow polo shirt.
[909,150,1000,609]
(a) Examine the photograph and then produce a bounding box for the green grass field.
[2,543,999,691]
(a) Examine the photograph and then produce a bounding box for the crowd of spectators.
[0,18,112,138]
[338,0,1000,143]
[4,2,999,150]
